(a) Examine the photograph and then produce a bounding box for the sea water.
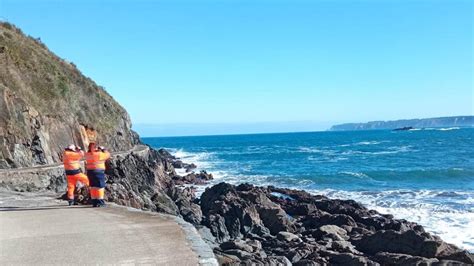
[142,128,474,251]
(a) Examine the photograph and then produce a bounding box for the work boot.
[68,200,74,206]
[97,199,106,207]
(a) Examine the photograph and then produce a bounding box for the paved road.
[0,193,205,265]
[0,191,215,265]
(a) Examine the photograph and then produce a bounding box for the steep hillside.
[0,22,138,168]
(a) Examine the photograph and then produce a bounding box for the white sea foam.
[355,141,386,145]
[340,171,369,178]
[338,140,390,147]
[298,147,326,153]
[170,148,214,170]
[415,127,461,131]
[438,127,460,131]
[309,188,474,252]
[340,145,414,156]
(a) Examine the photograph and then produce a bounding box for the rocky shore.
[153,149,474,265]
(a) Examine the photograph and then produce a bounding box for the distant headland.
[329,116,474,131]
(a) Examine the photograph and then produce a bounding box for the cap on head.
[67,144,76,151]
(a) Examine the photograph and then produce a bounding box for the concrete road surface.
[0,191,213,265]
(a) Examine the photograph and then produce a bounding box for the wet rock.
[196,170,213,180]
[185,163,197,172]
[157,148,175,160]
[172,170,213,185]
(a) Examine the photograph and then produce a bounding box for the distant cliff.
[0,22,139,168]
[329,116,474,131]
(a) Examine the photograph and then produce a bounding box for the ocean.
[142,127,474,251]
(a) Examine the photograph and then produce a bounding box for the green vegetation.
[0,21,131,145]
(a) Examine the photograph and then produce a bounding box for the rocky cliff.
[0,22,138,169]
[330,116,474,131]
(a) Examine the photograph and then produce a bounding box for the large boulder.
[200,183,294,242]
[354,230,474,264]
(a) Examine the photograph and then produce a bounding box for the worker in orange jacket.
[85,142,111,207]
[63,144,89,206]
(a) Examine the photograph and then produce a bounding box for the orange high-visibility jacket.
[63,150,84,171]
[85,151,111,170]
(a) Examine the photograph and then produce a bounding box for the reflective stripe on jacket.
[63,150,84,171]
[85,151,111,170]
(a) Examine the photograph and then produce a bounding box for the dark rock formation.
[197,183,474,265]
[173,171,214,185]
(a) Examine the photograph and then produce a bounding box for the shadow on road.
[0,205,93,212]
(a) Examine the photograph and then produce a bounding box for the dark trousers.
[87,169,106,206]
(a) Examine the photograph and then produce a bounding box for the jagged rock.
[286,248,313,263]
[313,225,349,241]
[373,252,440,265]
[331,241,360,254]
[151,191,179,215]
[277,231,301,242]
[158,148,175,160]
[196,170,213,180]
[172,170,213,185]
[326,251,379,266]
[199,183,473,265]
[220,240,254,253]
[354,230,474,264]
[185,163,197,172]
[293,259,321,266]
[214,250,241,265]
[222,249,253,260]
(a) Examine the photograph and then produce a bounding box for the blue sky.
[2,0,473,136]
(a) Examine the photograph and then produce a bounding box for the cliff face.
[330,116,474,131]
[0,22,138,169]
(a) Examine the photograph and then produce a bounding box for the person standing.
[85,142,110,207]
[63,145,89,206]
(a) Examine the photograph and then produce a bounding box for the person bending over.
[63,144,89,206]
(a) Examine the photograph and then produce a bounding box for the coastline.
[165,144,474,253]
[164,147,474,265]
